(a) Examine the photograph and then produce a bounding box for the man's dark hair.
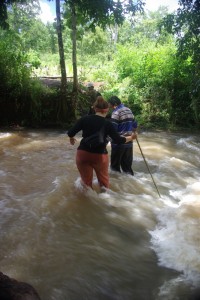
[108,96,121,106]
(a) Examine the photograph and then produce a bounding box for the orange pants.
[76,150,109,188]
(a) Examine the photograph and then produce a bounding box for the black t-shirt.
[68,115,126,154]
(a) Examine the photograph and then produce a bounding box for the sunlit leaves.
[0,0,37,29]
[161,0,200,62]
[66,0,144,29]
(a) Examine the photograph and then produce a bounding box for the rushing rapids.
[0,129,200,300]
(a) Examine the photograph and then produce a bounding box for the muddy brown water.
[0,129,200,300]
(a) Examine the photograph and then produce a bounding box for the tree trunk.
[71,3,78,91]
[0,2,8,29]
[56,0,67,91]
[56,0,67,122]
[71,2,78,109]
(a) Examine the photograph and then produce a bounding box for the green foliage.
[46,22,58,54]
[107,12,199,129]
[0,29,31,95]
[26,49,41,68]
[67,5,199,129]
[0,29,58,126]
[160,0,200,62]
[27,78,58,126]
[159,0,200,127]
[67,0,144,30]
[0,1,200,129]
[8,3,53,53]
[0,0,30,29]
[80,27,108,58]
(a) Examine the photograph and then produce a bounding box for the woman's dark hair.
[93,96,109,109]
[108,96,121,106]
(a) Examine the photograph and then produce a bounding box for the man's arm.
[133,118,138,132]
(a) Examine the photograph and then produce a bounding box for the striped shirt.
[110,104,137,147]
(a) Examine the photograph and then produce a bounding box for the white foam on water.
[156,275,200,300]
[158,156,198,176]
[0,170,6,176]
[177,137,200,153]
[74,177,87,192]
[1,131,199,299]
[169,156,195,168]
[0,133,12,139]
[150,180,200,286]
[52,176,62,189]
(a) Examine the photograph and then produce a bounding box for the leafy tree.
[55,0,72,122]
[161,0,200,61]
[103,7,197,128]
[0,0,37,29]
[160,0,200,125]
[0,29,32,124]
[61,0,145,120]
[79,27,110,68]
[68,0,144,29]
[8,8,51,52]
[1,0,199,129]
[46,22,58,54]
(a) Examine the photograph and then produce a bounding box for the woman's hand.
[125,132,137,143]
[131,132,137,140]
[69,137,76,145]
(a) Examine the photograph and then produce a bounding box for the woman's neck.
[95,112,106,117]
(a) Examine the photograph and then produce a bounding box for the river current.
[0,129,200,300]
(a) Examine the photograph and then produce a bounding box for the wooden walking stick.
[136,137,161,198]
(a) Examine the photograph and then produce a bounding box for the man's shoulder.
[115,106,133,118]
[121,105,132,112]
[111,111,119,121]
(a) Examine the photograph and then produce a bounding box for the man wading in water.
[108,96,138,176]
